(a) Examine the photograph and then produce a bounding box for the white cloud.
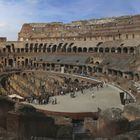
[0,0,140,40]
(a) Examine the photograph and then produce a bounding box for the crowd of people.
[24,77,106,105]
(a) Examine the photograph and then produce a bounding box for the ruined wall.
[18,15,140,42]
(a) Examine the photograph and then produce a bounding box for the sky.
[0,0,140,40]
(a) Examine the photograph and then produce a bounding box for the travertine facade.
[0,14,140,82]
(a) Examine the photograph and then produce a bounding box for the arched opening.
[21,61,24,66]
[129,47,134,54]
[25,59,28,67]
[99,47,104,53]
[52,45,57,53]
[62,45,67,52]
[43,45,46,52]
[57,45,62,52]
[57,43,63,52]
[8,59,13,67]
[25,44,28,52]
[105,47,109,53]
[17,48,20,53]
[72,46,77,53]
[35,43,38,48]
[74,79,79,83]
[6,45,11,53]
[111,47,115,53]
[39,44,43,52]
[134,74,139,81]
[78,47,82,53]
[47,47,51,53]
[42,63,46,70]
[69,43,74,47]
[21,48,24,53]
[3,48,6,53]
[22,73,27,77]
[94,47,98,53]
[34,46,37,53]
[97,42,103,46]
[95,61,99,65]
[30,43,33,52]
[25,43,28,48]
[88,47,93,53]
[123,47,128,53]
[83,47,87,53]
[117,47,121,53]
[62,43,68,52]
[67,47,72,53]
[12,44,15,52]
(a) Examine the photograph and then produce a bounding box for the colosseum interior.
[0,14,140,140]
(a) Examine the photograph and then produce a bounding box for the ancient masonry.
[0,14,140,81]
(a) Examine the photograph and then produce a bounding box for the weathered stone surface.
[14,102,36,114]
[0,96,15,128]
[84,117,97,136]
[97,108,129,138]
[129,119,140,131]
[123,103,140,121]
[56,126,73,140]
[112,130,140,140]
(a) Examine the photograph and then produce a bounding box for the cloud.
[0,0,140,40]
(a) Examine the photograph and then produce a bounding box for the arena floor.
[30,84,124,113]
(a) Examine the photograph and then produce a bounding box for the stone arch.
[52,45,57,53]
[47,46,51,53]
[21,61,24,66]
[123,47,128,53]
[74,78,79,83]
[17,48,20,53]
[62,44,67,52]
[69,42,74,47]
[105,47,110,53]
[43,45,47,52]
[95,61,99,65]
[6,45,11,53]
[25,43,29,52]
[39,43,43,52]
[22,73,27,77]
[129,47,134,54]
[25,43,28,48]
[99,47,104,53]
[78,47,82,53]
[72,46,77,53]
[117,47,122,53]
[8,59,13,67]
[83,47,87,53]
[134,74,139,81]
[94,47,98,53]
[57,43,63,52]
[42,63,46,70]
[11,44,15,52]
[30,43,34,52]
[25,58,29,67]
[34,46,37,53]
[67,47,72,52]
[3,48,6,53]
[111,47,116,53]
[97,42,103,46]
[21,48,24,53]
[88,47,93,53]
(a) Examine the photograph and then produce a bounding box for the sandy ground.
[29,84,123,113]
